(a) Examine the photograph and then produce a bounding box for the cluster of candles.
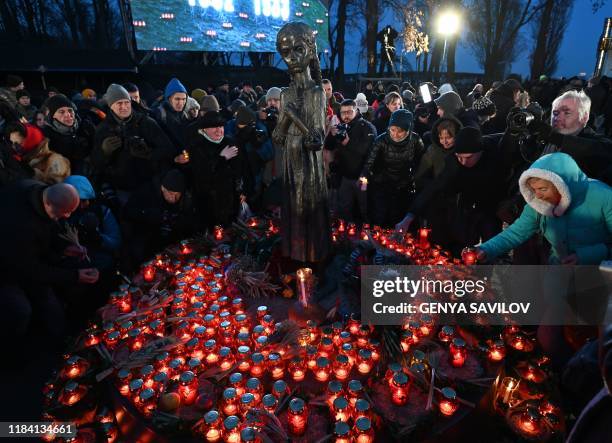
[331,220,479,266]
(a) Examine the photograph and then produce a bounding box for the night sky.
[341,0,610,79]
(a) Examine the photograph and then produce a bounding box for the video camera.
[506,103,544,138]
[264,106,279,123]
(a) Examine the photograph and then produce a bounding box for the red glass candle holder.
[334,421,352,443]
[450,338,467,368]
[438,325,455,343]
[271,379,289,399]
[267,353,284,380]
[315,357,331,382]
[488,340,506,362]
[246,378,264,403]
[438,387,459,416]
[202,410,222,442]
[289,357,306,381]
[287,398,308,436]
[333,354,351,381]
[222,387,239,416]
[327,380,344,410]
[354,417,374,443]
[262,394,277,414]
[390,372,410,406]
[333,396,351,422]
[249,353,265,378]
[222,415,241,443]
[229,373,245,396]
[357,349,373,374]
[178,371,198,405]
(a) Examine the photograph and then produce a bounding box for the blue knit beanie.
[164,78,187,100]
[388,109,413,131]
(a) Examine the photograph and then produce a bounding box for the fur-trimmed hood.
[519,153,588,217]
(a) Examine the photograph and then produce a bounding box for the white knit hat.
[355,93,368,113]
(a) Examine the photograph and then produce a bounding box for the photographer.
[324,99,377,223]
[260,87,281,134]
[91,84,174,205]
[226,105,273,211]
[124,169,198,267]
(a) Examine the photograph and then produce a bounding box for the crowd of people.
[0,71,611,432]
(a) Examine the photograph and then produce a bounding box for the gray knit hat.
[199,95,220,113]
[265,87,282,101]
[104,84,130,106]
[434,91,463,116]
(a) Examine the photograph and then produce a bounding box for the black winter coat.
[0,141,33,187]
[0,180,78,286]
[361,131,425,188]
[124,179,199,250]
[373,105,392,135]
[153,101,189,154]
[324,116,377,179]
[90,111,174,191]
[43,118,95,165]
[488,87,516,132]
[184,131,252,227]
[410,139,508,217]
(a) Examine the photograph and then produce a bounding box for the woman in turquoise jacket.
[475,153,612,368]
[476,153,612,265]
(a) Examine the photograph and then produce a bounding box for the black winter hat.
[16,89,30,99]
[196,111,226,129]
[472,96,496,117]
[162,169,186,193]
[47,94,75,117]
[453,127,484,154]
[235,105,255,126]
[6,75,23,88]
[388,109,414,131]
[230,99,246,114]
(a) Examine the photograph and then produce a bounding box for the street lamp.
[436,10,461,73]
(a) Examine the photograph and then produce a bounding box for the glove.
[128,137,152,159]
[101,136,122,156]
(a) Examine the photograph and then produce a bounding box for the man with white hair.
[536,90,612,184]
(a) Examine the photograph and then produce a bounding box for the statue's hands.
[304,129,323,152]
[285,102,299,115]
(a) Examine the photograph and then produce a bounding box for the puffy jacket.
[361,131,425,187]
[324,115,377,180]
[479,153,612,264]
[414,115,462,188]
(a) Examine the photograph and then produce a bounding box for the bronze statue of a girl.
[273,22,331,263]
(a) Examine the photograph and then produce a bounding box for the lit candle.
[315,357,331,382]
[495,376,519,411]
[62,355,89,379]
[178,371,198,405]
[221,388,239,415]
[438,387,459,416]
[140,365,155,388]
[202,410,222,442]
[204,339,219,365]
[237,346,251,372]
[116,368,132,396]
[461,247,477,265]
[218,347,235,371]
[222,416,241,443]
[287,398,308,436]
[347,314,360,335]
[128,378,144,403]
[306,346,318,370]
[333,396,351,422]
[296,268,313,306]
[488,340,506,362]
[338,219,345,232]
[354,417,374,443]
[347,223,357,236]
[333,421,352,443]
[267,353,284,380]
[518,407,543,437]
[289,357,306,381]
[136,387,157,417]
[143,261,156,282]
[59,380,87,406]
[333,354,351,381]
[357,349,373,374]
[438,325,455,343]
[390,372,410,406]
[449,338,467,368]
[418,227,430,249]
[249,353,265,378]
[400,330,413,353]
[213,226,224,241]
[385,362,404,387]
[419,314,434,337]
[246,378,264,403]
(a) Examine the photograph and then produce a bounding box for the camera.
[334,123,348,142]
[124,135,152,159]
[265,106,279,123]
[506,108,535,137]
[238,123,267,146]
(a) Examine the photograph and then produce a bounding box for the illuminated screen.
[131,0,329,52]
